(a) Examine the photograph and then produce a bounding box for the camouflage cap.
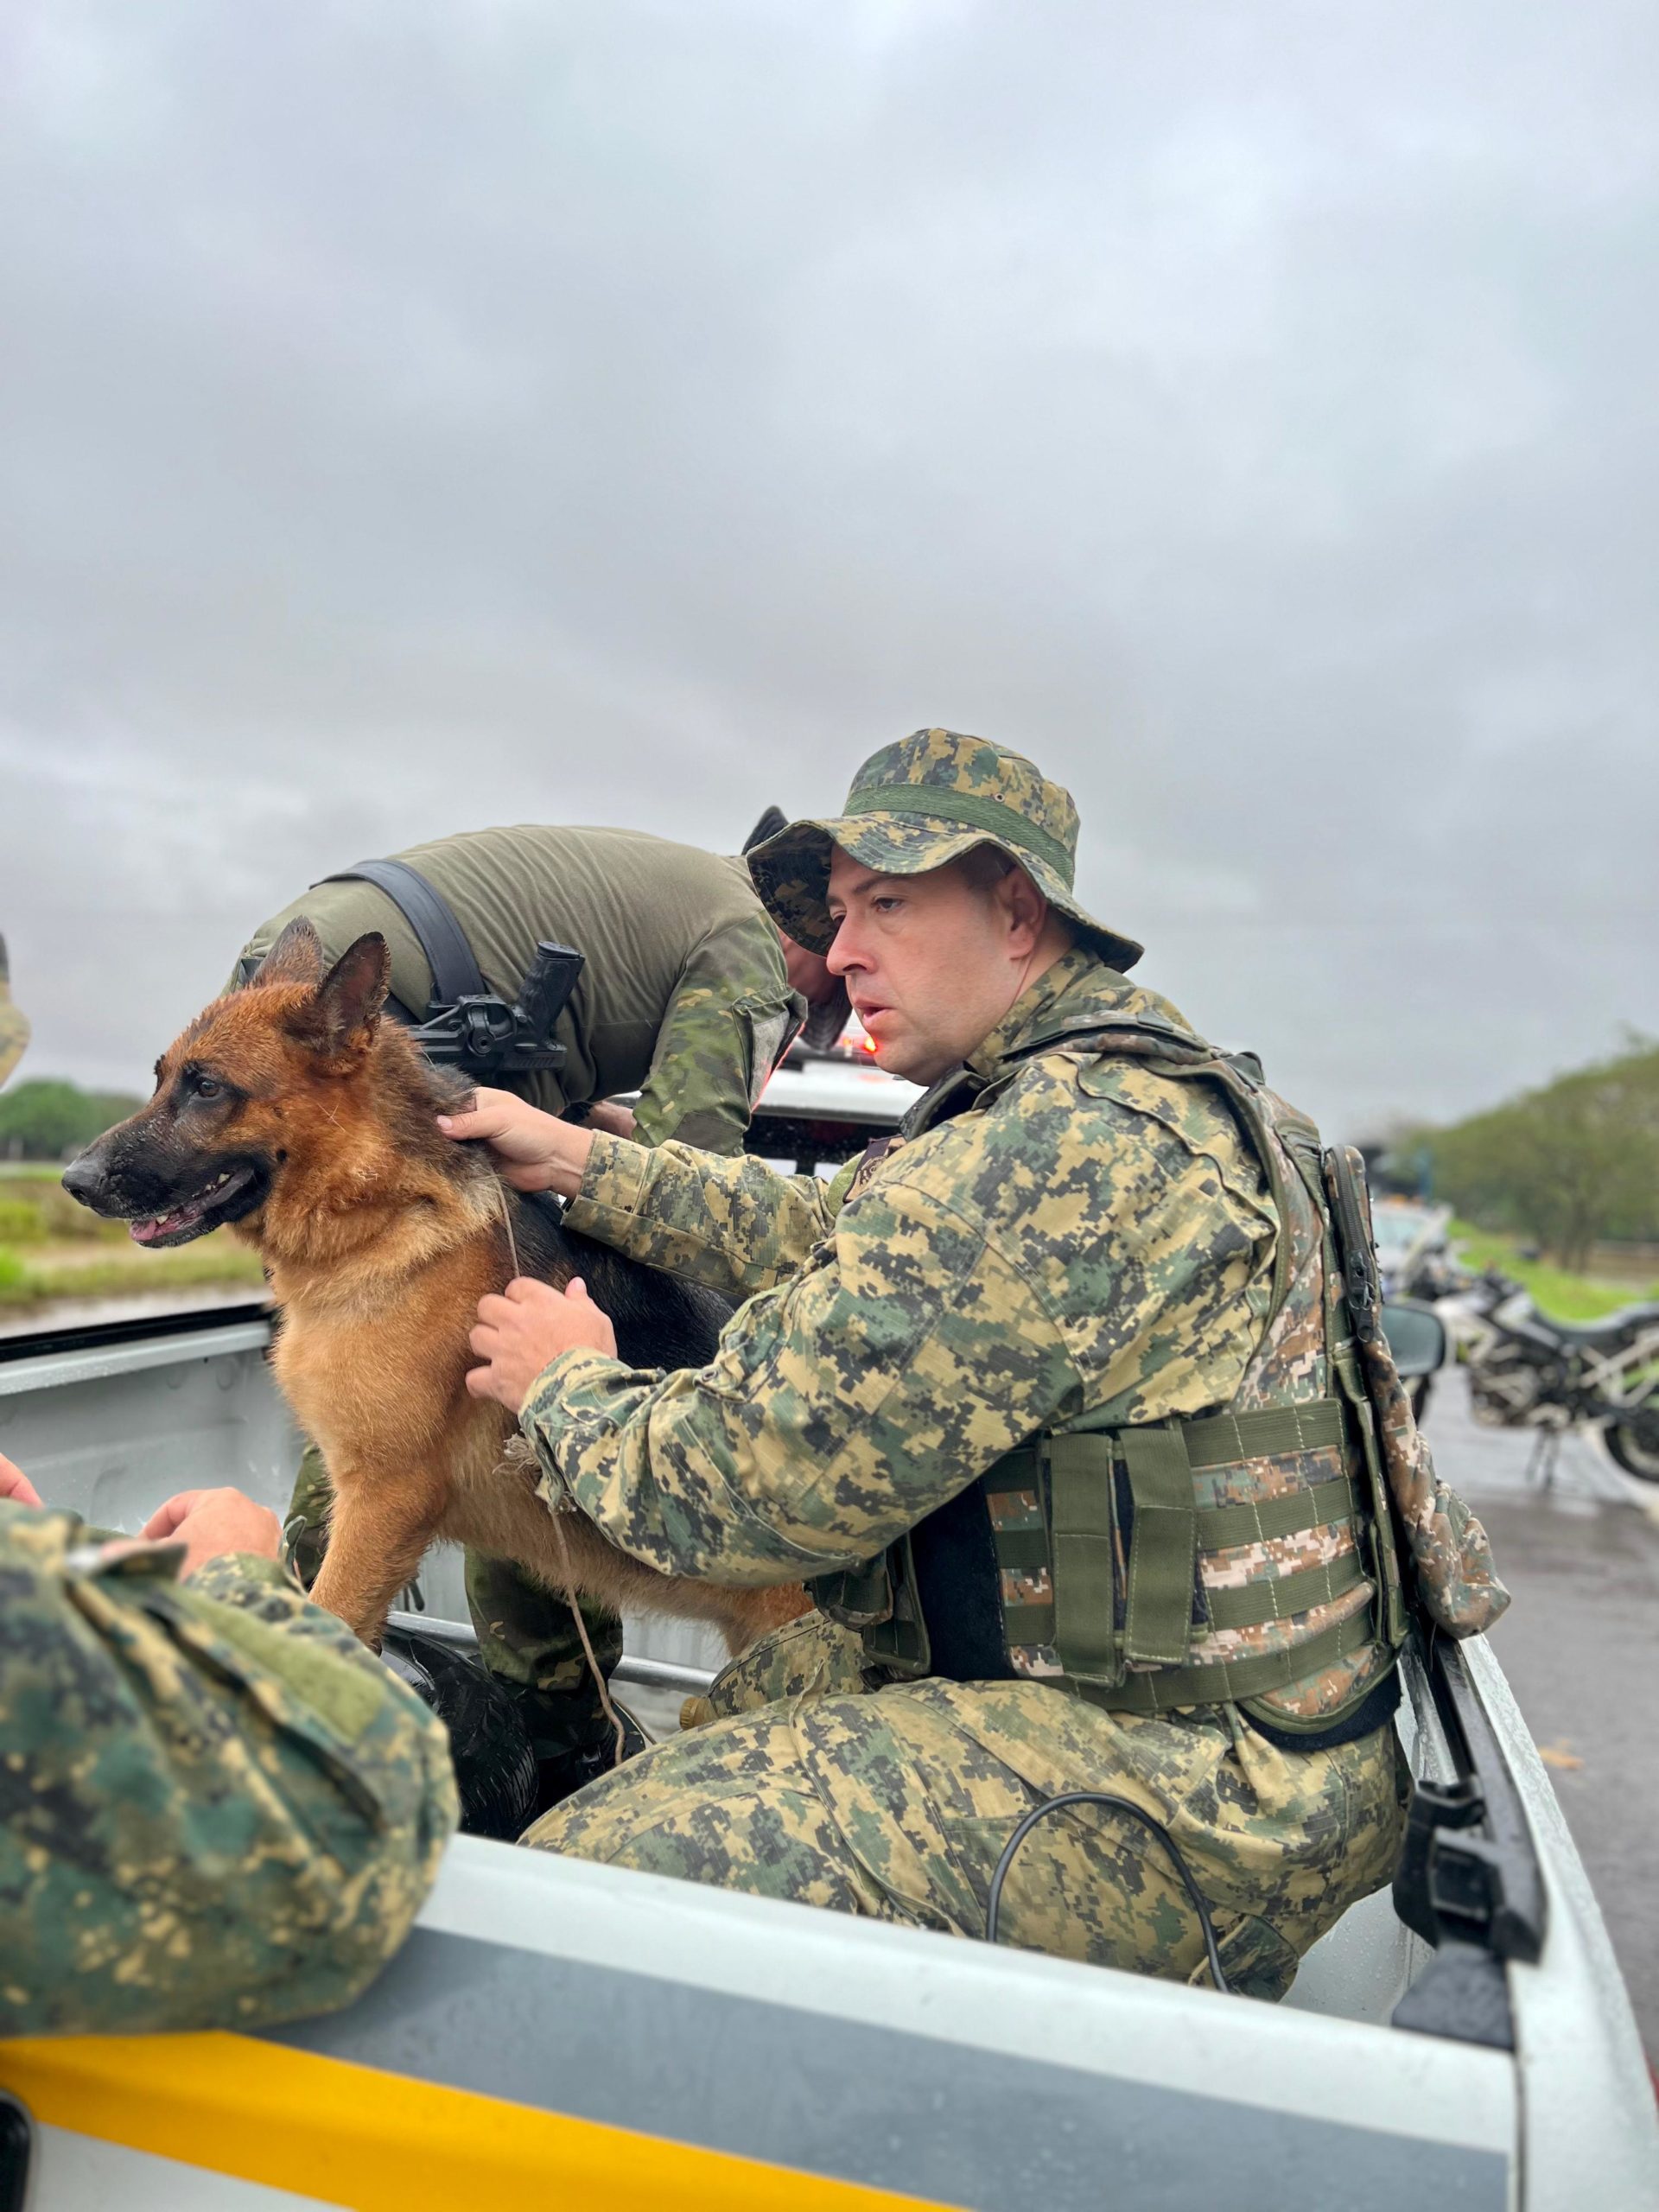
[747,729,1143,972]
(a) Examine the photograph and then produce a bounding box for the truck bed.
[1,1303,1654,2209]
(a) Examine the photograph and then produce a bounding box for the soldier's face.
[779,931,837,1007]
[824,848,1046,1083]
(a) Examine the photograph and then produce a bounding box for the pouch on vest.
[1323,1146,1510,1638]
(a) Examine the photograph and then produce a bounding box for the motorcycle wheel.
[1605,1419,1659,1484]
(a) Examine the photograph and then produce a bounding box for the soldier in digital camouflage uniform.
[0,1484,456,2037]
[0,933,29,1091]
[460,731,1503,1993]
[236,823,818,1807]
[0,962,456,2042]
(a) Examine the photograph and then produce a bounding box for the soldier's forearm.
[520,1178,1079,1585]
[629,1089,750,1155]
[436,1088,595,1198]
[563,1130,836,1300]
[630,919,796,1158]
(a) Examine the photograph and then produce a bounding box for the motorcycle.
[1440,1268,1659,1482]
[1380,1296,1449,1425]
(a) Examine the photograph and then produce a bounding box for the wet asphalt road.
[1421,1371,1659,2054]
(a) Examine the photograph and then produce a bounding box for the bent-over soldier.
[448,729,1472,1993]
[237,823,814,1151]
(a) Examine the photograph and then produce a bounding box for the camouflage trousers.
[524,1612,1407,1999]
[285,1446,620,1769]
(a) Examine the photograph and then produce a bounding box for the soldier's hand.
[437,1086,596,1198]
[141,1487,283,1578]
[583,1099,637,1141]
[467,1277,620,1411]
[0,1454,42,1508]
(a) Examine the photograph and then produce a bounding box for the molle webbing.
[985,1397,1363,1693]
[1080,1610,1376,1717]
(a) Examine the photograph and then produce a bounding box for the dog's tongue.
[130,1200,205,1244]
[128,1165,254,1244]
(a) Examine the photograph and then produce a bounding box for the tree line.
[0,1080,143,1161]
[1403,1035,1659,1271]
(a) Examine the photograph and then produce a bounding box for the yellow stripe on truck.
[0,2031,960,2211]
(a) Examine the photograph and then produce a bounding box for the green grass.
[0,1236,265,1308]
[0,1173,124,1241]
[1449,1220,1659,1321]
[0,1169,267,1308]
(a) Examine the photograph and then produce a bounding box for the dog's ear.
[251,917,326,988]
[302,933,391,1054]
[316,932,391,1045]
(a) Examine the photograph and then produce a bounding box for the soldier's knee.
[284,1446,334,1588]
[262,1711,458,2024]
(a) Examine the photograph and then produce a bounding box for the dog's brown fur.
[79,922,808,1656]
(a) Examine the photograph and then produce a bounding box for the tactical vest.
[809,1014,1409,1735]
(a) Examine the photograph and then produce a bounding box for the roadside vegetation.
[0,1077,143,1160]
[0,1169,264,1310]
[1447,1220,1659,1322]
[1411,1035,1659,1273]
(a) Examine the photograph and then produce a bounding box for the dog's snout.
[60,1152,108,1209]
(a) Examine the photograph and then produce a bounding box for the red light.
[861,1033,878,1055]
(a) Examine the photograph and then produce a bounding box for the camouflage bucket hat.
[747,729,1143,973]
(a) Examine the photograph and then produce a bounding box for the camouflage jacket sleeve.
[525,1053,1279,1584]
[563,1128,841,1301]
[631,915,800,1155]
[524,1148,1082,1584]
[0,1503,458,2038]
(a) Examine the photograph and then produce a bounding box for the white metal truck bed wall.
[0,1317,300,1539]
[289,1837,1516,2212]
[0,1310,724,1707]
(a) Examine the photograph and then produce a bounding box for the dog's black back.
[508,1189,731,1370]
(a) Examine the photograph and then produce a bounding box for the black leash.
[984,1789,1233,1994]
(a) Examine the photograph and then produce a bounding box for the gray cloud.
[3,0,1655,1131]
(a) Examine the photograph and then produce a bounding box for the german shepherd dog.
[63,921,808,1656]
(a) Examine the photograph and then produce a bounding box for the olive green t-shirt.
[236,826,797,1154]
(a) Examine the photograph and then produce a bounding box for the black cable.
[984,1789,1233,1995]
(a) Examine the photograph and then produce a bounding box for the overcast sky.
[3,0,1656,1135]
